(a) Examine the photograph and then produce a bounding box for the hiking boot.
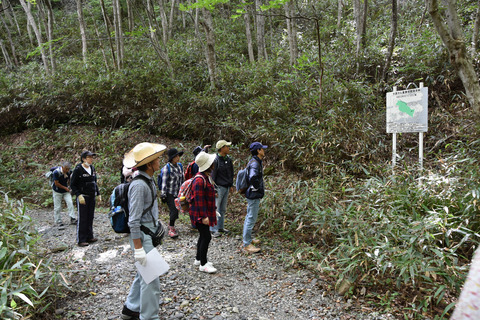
[70,218,77,225]
[194,259,201,266]
[87,238,98,243]
[199,262,217,273]
[121,305,139,320]
[212,231,222,238]
[78,242,89,247]
[219,228,230,234]
[168,226,178,238]
[243,244,261,254]
[252,238,261,245]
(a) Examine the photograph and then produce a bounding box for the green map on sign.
[397,100,414,117]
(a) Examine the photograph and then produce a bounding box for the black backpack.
[108,175,155,233]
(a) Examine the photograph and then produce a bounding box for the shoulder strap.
[133,175,157,226]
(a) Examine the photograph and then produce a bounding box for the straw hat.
[195,151,216,172]
[123,142,167,169]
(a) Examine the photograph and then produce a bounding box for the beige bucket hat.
[123,142,167,169]
[195,151,216,172]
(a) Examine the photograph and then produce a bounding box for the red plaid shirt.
[189,172,217,227]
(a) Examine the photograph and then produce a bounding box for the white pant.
[53,190,76,224]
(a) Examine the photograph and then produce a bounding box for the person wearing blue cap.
[242,142,268,253]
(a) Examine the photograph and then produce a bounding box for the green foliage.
[0,194,67,319]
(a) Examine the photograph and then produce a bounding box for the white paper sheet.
[135,248,170,284]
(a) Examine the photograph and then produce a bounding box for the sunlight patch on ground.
[160,248,186,263]
[70,248,86,260]
[96,249,119,263]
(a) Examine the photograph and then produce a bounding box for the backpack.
[184,161,196,181]
[158,162,183,190]
[235,159,257,194]
[109,175,154,233]
[45,166,60,187]
[174,174,206,213]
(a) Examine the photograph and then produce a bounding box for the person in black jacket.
[242,142,267,253]
[70,150,100,247]
[210,140,234,237]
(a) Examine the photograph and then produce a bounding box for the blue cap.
[249,142,268,151]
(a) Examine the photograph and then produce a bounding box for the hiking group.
[48,140,268,320]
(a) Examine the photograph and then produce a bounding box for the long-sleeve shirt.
[127,171,158,239]
[70,163,99,197]
[211,154,234,188]
[159,162,184,197]
[188,172,217,227]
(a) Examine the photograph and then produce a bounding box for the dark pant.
[196,223,211,266]
[76,195,95,243]
[166,193,179,226]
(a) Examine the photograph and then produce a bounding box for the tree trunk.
[99,0,117,69]
[427,0,480,114]
[87,5,110,71]
[126,0,134,32]
[285,0,298,65]
[25,1,34,46]
[336,0,343,32]
[255,0,266,60]
[243,1,255,63]
[157,0,169,45]
[19,0,49,73]
[0,14,19,66]
[112,0,124,69]
[200,8,216,89]
[0,38,13,70]
[168,0,176,40]
[353,0,367,57]
[473,0,480,52]
[382,0,397,82]
[76,0,88,64]
[43,0,56,73]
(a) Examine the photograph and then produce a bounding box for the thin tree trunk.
[427,0,480,114]
[99,0,117,69]
[473,0,480,52]
[0,38,13,70]
[113,0,124,69]
[19,0,49,73]
[243,1,255,63]
[168,0,176,40]
[87,5,110,71]
[336,0,343,32]
[285,0,298,65]
[5,0,22,36]
[157,0,169,45]
[25,1,34,46]
[76,0,88,64]
[382,0,397,82]
[255,0,266,60]
[195,8,200,37]
[44,0,56,73]
[353,0,367,57]
[126,0,134,32]
[0,15,19,66]
[200,8,216,89]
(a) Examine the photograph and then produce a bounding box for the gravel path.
[29,207,396,320]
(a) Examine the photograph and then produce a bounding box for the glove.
[216,211,221,218]
[134,248,147,266]
[78,195,86,205]
[97,195,102,202]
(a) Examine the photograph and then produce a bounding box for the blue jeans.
[53,190,76,224]
[125,222,161,320]
[210,186,229,233]
[242,198,260,246]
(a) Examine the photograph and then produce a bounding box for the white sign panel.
[386,87,428,133]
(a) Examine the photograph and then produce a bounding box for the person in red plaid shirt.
[189,151,218,273]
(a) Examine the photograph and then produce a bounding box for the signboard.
[386,87,428,133]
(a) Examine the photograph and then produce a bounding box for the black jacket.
[245,156,264,199]
[211,154,234,188]
[71,163,99,197]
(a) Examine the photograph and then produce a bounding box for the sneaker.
[219,228,230,234]
[243,244,261,254]
[194,259,201,266]
[212,231,222,238]
[252,238,261,245]
[199,262,217,273]
[78,242,89,247]
[121,305,140,320]
[70,218,77,225]
[168,226,178,238]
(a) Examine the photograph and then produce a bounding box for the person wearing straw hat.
[210,140,234,238]
[189,151,218,273]
[70,150,100,247]
[159,148,185,238]
[121,142,167,320]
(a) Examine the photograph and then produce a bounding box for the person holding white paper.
[120,142,167,320]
